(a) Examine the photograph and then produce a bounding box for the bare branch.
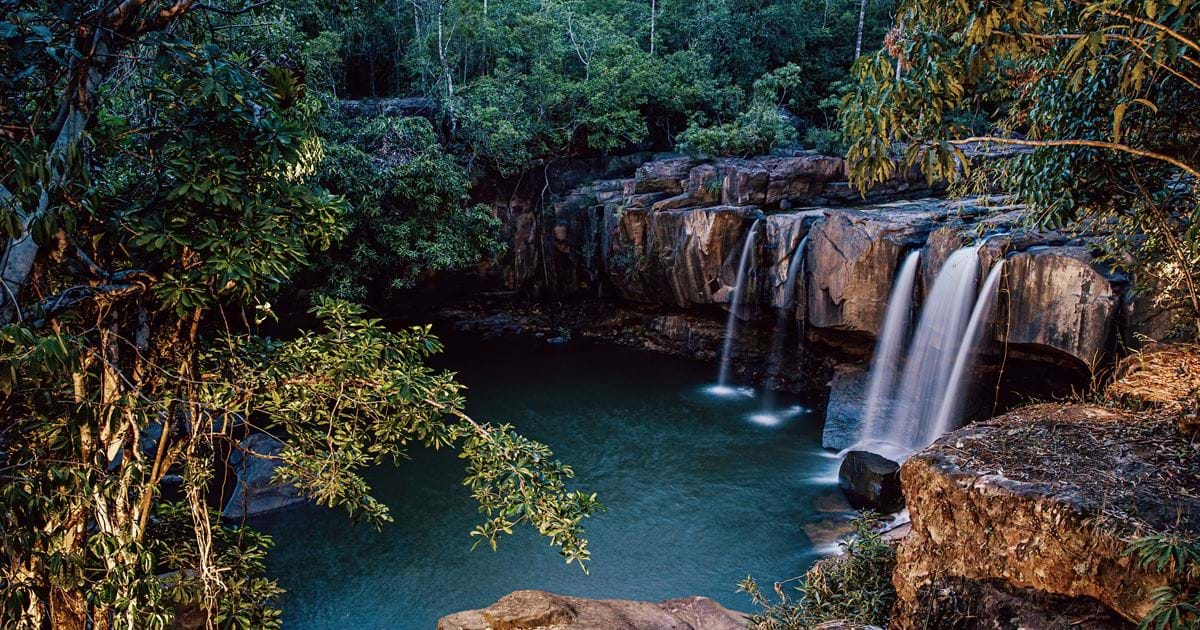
[947,136,1200,181]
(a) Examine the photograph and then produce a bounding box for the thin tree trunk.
[649,0,657,55]
[854,0,869,59]
[0,27,111,325]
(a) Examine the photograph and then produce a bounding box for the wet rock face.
[806,202,943,337]
[838,450,905,514]
[222,434,304,519]
[487,153,1159,371]
[1002,246,1120,367]
[892,403,1200,627]
[823,365,869,450]
[437,590,745,630]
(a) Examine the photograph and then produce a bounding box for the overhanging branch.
[947,136,1200,181]
[31,272,155,327]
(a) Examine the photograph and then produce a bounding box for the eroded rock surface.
[1002,246,1121,367]
[893,403,1200,627]
[822,365,869,450]
[437,590,745,630]
[805,201,942,337]
[479,152,1162,378]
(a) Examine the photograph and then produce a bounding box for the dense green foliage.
[285,0,891,170]
[316,116,505,299]
[739,513,898,629]
[839,0,1200,338]
[0,2,595,627]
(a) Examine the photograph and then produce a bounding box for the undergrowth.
[739,512,896,629]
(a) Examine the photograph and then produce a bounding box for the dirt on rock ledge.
[893,403,1200,627]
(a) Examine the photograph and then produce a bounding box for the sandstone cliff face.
[892,403,1199,627]
[491,153,1162,373]
[1003,246,1121,366]
[805,202,941,337]
[437,590,745,630]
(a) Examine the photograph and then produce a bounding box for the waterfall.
[716,219,762,389]
[854,246,1005,460]
[763,233,810,397]
[857,251,921,446]
[929,260,1005,438]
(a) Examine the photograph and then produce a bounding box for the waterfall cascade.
[714,219,762,391]
[858,251,921,441]
[747,233,811,425]
[853,246,1006,460]
[763,234,810,395]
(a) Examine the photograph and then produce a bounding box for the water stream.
[854,246,1005,460]
[857,251,921,448]
[715,219,762,390]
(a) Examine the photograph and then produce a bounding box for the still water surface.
[253,334,844,628]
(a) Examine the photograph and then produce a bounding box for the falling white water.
[874,247,980,457]
[856,251,921,448]
[715,219,762,389]
[763,233,811,400]
[929,260,1005,438]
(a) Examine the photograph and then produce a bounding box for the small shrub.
[803,127,846,157]
[1125,534,1200,629]
[739,512,897,629]
[677,104,797,158]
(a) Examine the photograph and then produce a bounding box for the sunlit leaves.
[200,298,600,567]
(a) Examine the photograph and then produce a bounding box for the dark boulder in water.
[838,450,905,514]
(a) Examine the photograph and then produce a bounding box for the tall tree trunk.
[649,0,657,55]
[854,0,869,59]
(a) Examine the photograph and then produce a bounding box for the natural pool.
[252,333,847,629]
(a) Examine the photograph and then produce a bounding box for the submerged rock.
[893,403,1200,627]
[838,451,905,514]
[222,433,304,519]
[822,365,869,451]
[437,590,745,630]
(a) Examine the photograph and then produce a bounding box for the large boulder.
[805,201,943,337]
[838,450,905,514]
[1001,246,1121,367]
[437,590,745,630]
[222,433,304,519]
[893,403,1200,627]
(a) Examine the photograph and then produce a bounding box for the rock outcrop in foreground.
[437,590,744,630]
[893,402,1200,627]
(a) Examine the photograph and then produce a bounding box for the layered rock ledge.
[437,590,745,630]
[893,403,1200,627]
[477,152,1165,383]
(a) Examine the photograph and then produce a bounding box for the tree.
[840,0,1200,338]
[0,3,596,627]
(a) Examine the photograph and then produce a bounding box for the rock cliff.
[892,402,1199,627]
[481,153,1158,385]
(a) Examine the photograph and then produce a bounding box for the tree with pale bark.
[0,2,597,627]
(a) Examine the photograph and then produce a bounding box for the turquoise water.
[252,334,845,629]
